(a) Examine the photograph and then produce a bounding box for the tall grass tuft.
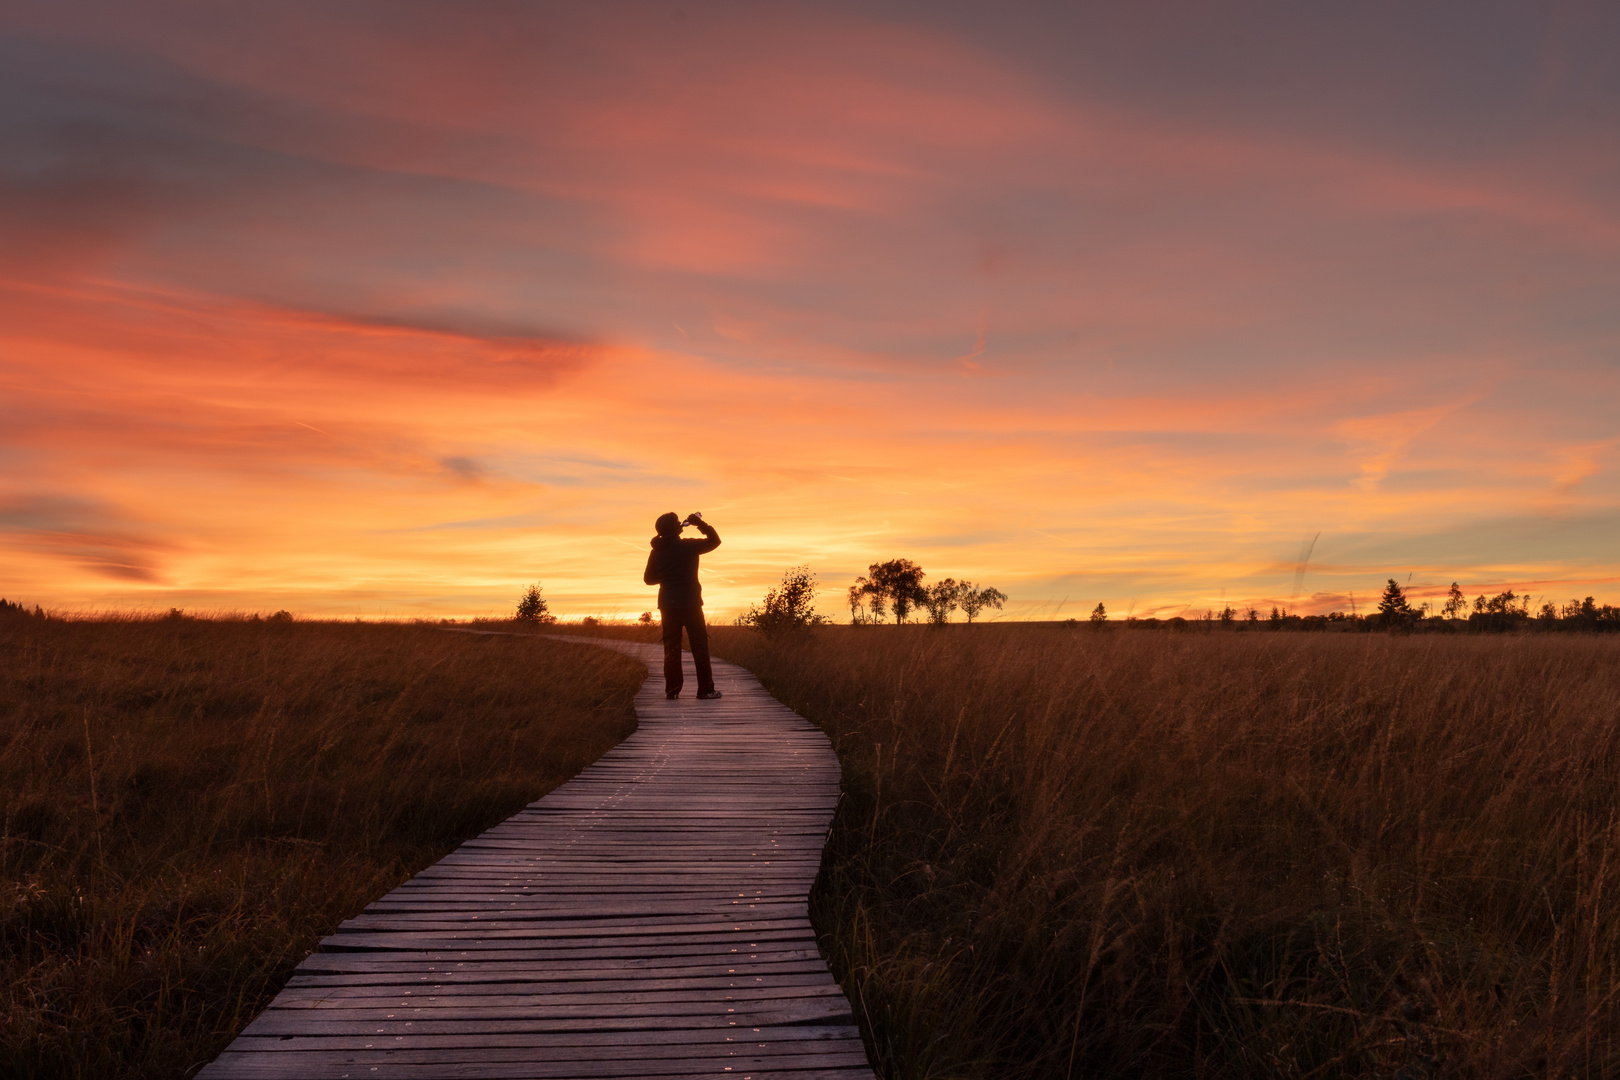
[713,625,1620,1079]
[0,615,643,1078]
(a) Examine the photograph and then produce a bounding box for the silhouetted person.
[644,511,721,700]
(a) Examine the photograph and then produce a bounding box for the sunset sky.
[4,1,1618,620]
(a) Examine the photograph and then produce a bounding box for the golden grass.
[0,615,643,1079]
[711,625,1620,1079]
[10,612,1613,1077]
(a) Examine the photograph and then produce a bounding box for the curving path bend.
[199,636,874,1080]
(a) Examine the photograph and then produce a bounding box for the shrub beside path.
[199,636,874,1079]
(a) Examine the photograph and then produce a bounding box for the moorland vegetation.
[709,623,1620,1078]
[812,561,1619,635]
[7,582,1620,1079]
[0,609,642,1078]
[1150,582,1620,635]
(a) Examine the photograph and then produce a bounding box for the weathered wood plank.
[220,1026,859,1050]
[238,994,858,1034]
[197,638,873,1078]
[292,951,828,976]
[296,940,824,965]
[204,1060,873,1080]
[315,929,820,951]
[203,1051,874,1078]
[286,972,839,994]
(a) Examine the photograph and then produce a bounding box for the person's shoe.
[666,691,680,699]
[696,690,722,700]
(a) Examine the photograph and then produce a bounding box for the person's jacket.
[643,522,720,609]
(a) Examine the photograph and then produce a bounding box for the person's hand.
[683,511,703,526]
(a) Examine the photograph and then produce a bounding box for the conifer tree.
[1378,578,1412,615]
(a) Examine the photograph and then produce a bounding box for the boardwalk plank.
[205,1062,872,1080]
[204,1052,873,1077]
[198,637,873,1079]
[221,1027,860,1050]
[238,995,858,1035]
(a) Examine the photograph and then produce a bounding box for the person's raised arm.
[685,513,720,553]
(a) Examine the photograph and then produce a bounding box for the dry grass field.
[711,625,1620,1079]
[7,611,1616,1079]
[0,614,643,1079]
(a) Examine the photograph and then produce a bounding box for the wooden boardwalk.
[199,637,874,1079]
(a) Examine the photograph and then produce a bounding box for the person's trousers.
[660,606,714,697]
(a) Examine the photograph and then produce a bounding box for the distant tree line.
[724,560,1010,637]
[1076,580,1618,634]
[501,564,1615,637]
[847,559,1006,626]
